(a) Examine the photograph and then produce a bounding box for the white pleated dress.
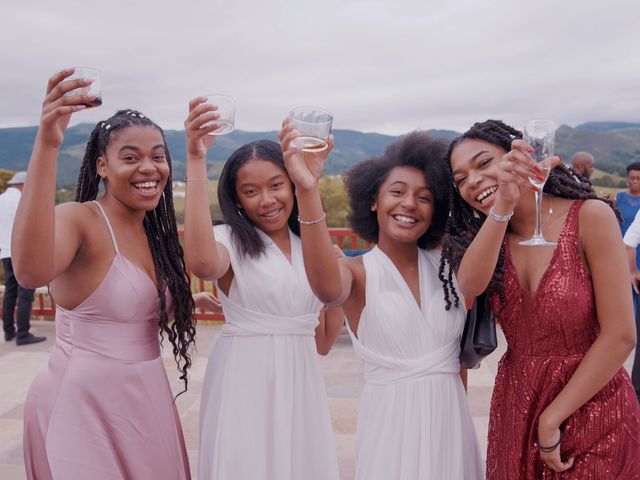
[198,225,340,480]
[347,246,483,480]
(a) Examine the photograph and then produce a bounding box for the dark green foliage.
[2,123,640,185]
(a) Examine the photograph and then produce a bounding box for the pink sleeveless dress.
[23,202,190,480]
[487,200,640,479]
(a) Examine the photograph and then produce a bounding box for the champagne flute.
[518,119,557,247]
[289,106,333,152]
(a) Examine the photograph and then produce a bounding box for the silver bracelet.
[488,207,514,222]
[298,212,326,225]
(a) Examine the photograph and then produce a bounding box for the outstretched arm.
[12,69,95,287]
[183,97,231,280]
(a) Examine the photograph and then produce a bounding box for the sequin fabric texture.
[486,200,640,479]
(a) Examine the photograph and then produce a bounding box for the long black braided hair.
[76,109,196,393]
[439,119,616,312]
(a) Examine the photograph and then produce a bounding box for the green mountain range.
[1,122,639,185]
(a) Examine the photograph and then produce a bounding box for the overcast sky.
[0,0,637,135]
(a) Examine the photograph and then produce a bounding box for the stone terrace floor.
[0,321,635,479]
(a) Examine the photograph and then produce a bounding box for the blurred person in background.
[570,152,595,180]
[0,171,45,345]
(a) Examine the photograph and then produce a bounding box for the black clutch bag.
[459,292,497,369]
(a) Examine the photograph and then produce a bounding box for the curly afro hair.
[345,131,452,250]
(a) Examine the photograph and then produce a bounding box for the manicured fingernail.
[74,105,87,111]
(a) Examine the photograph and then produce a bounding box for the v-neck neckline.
[373,246,424,313]
[92,200,158,289]
[256,227,295,268]
[118,254,159,290]
[506,200,578,300]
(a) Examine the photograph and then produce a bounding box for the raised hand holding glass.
[63,67,102,108]
[202,94,235,135]
[289,106,333,152]
[518,119,557,247]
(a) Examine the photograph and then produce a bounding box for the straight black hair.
[217,140,300,259]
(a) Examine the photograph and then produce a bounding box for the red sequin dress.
[487,200,640,479]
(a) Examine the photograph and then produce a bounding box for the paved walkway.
[0,321,634,479]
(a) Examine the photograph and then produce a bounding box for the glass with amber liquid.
[289,106,333,152]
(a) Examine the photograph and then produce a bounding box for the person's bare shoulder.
[579,198,617,224]
[54,201,101,237]
[578,199,621,246]
[340,253,365,274]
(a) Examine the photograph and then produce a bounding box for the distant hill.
[0,125,447,185]
[576,121,640,132]
[555,124,640,176]
[1,123,639,185]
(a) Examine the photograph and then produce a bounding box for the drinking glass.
[518,119,557,246]
[64,67,102,108]
[289,106,333,152]
[202,94,235,135]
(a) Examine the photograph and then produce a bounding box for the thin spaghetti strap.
[92,201,120,254]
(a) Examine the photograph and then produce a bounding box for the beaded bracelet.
[488,207,514,222]
[298,212,326,225]
[537,431,563,453]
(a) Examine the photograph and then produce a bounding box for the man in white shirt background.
[0,171,46,345]
[622,210,640,402]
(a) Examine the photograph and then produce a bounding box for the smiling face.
[235,157,294,235]
[450,138,507,215]
[373,166,434,246]
[96,125,170,212]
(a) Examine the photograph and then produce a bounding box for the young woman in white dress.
[279,126,484,480]
[182,98,342,480]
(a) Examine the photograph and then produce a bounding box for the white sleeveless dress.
[347,246,483,480]
[198,225,340,480]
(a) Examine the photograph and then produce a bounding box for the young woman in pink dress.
[13,69,197,480]
[441,119,640,478]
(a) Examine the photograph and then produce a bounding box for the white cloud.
[0,0,638,135]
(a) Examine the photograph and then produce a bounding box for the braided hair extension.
[76,110,196,394]
[438,119,617,312]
